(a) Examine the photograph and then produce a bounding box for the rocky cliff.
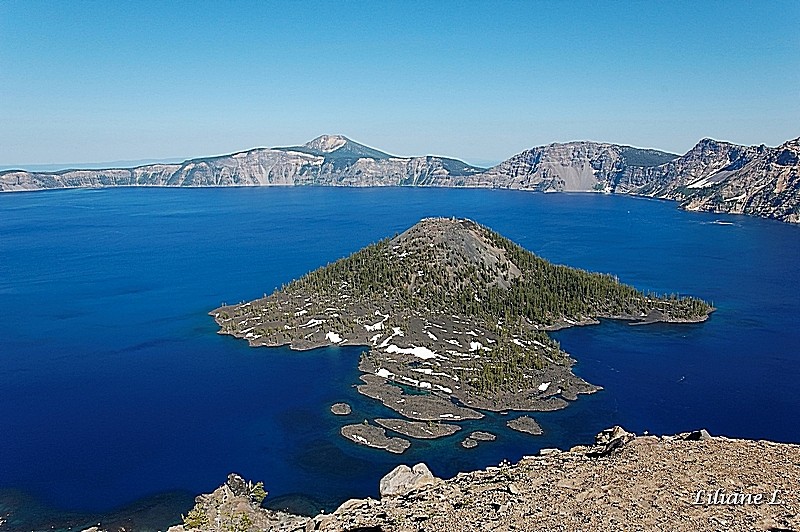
[3,134,798,223]
[469,137,800,223]
[0,135,484,191]
[617,137,800,223]
[161,427,799,532]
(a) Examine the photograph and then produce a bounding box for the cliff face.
[616,138,800,223]
[468,137,800,223]
[3,134,798,223]
[163,428,800,532]
[470,141,672,192]
[0,135,484,191]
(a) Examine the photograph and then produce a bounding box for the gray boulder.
[587,426,635,457]
[379,463,438,497]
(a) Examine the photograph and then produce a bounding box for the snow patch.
[538,382,551,392]
[326,331,343,343]
[385,344,438,360]
[364,320,385,332]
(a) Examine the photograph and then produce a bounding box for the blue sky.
[1,0,798,166]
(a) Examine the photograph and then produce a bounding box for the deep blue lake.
[1,187,798,530]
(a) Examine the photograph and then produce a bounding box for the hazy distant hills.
[2,134,798,223]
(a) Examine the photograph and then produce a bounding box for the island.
[212,217,712,449]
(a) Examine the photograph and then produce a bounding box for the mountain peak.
[303,134,350,153]
[290,135,392,160]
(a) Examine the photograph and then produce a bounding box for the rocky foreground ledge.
[161,428,799,532]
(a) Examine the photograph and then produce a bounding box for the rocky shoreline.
[162,427,800,532]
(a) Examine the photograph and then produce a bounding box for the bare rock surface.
[378,463,438,497]
[460,437,478,449]
[166,473,308,532]
[374,418,461,439]
[329,402,351,415]
[170,429,800,531]
[312,428,800,531]
[340,423,411,454]
[506,415,543,435]
[469,431,496,441]
[355,376,484,421]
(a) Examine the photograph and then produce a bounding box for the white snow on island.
[385,344,438,360]
[326,331,343,343]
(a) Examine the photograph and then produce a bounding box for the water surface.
[1,187,797,529]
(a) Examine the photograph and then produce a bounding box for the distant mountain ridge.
[2,134,798,223]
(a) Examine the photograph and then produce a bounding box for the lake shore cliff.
[165,427,799,532]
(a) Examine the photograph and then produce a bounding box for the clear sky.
[1,0,798,167]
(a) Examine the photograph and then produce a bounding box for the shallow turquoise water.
[1,187,798,528]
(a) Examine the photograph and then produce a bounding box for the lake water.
[1,187,798,530]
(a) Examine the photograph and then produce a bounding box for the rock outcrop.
[164,428,799,532]
[4,134,797,223]
[378,463,438,497]
[330,402,351,415]
[166,473,309,532]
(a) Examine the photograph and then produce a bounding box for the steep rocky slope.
[3,134,797,223]
[472,137,799,223]
[0,135,484,191]
[617,137,800,223]
[474,141,677,192]
[163,427,800,532]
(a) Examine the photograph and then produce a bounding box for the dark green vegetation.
[217,219,713,402]
[620,146,679,167]
[258,218,712,396]
[277,139,393,161]
[291,220,711,325]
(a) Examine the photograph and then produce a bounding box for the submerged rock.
[461,437,478,449]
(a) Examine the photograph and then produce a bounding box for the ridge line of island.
[212,217,713,452]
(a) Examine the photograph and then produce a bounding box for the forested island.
[213,218,712,451]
